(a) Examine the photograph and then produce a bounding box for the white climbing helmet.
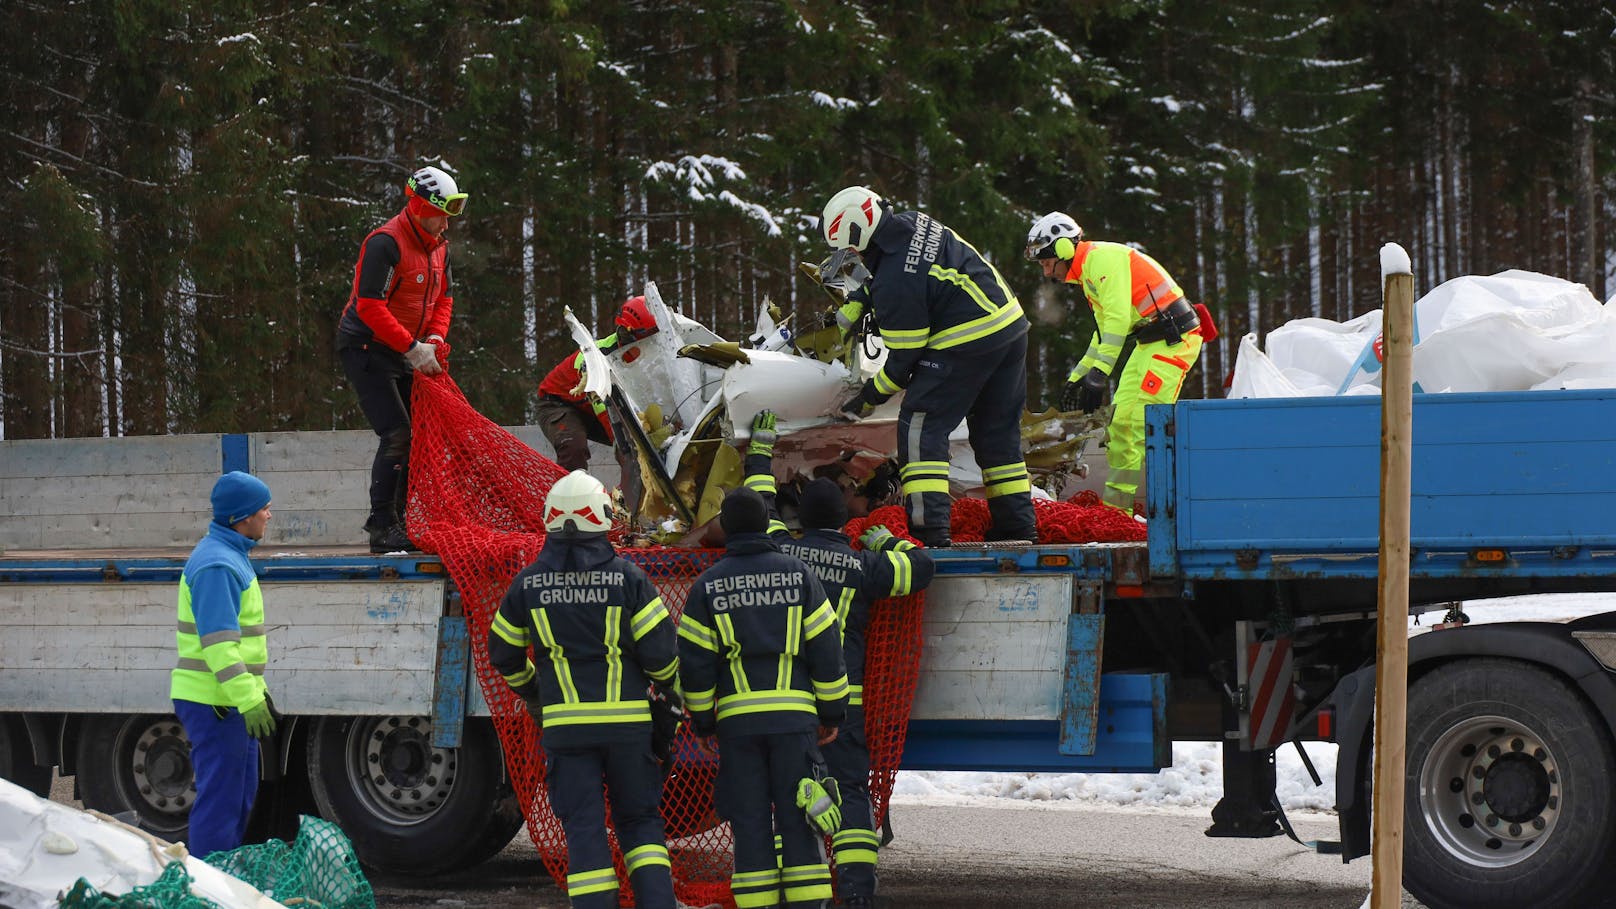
[1026,211,1083,261]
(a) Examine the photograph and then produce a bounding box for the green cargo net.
[58,815,374,909]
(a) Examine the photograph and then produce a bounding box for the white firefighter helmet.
[542,470,612,533]
[1026,211,1083,261]
[821,186,885,252]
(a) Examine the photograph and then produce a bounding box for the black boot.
[914,527,951,548]
[365,518,415,554]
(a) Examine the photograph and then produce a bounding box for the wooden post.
[1372,244,1415,907]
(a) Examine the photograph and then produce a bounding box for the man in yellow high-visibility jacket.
[171,470,278,857]
[1027,212,1208,513]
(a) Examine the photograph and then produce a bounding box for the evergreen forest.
[3,0,1613,439]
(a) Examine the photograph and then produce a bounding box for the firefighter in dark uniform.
[741,411,936,909]
[489,470,679,909]
[821,185,1036,548]
[677,486,850,909]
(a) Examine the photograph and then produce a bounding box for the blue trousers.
[544,733,675,909]
[823,707,877,900]
[174,699,258,857]
[715,730,833,909]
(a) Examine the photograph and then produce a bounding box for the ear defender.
[1055,236,1076,260]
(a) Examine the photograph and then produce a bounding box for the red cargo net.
[404,373,926,908]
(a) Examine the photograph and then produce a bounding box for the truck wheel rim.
[130,718,195,822]
[345,716,457,825]
[1420,714,1561,869]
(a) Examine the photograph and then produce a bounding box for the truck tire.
[0,715,52,796]
[306,715,522,876]
[74,714,194,843]
[1403,659,1616,909]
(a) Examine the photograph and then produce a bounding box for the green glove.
[243,699,277,739]
[860,525,896,551]
[749,410,778,457]
[796,774,843,835]
[835,300,865,336]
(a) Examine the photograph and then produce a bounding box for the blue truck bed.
[1149,389,1616,582]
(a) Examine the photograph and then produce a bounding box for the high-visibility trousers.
[173,699,258,858]
[715,730,833,909]
[1104,333,1203,512]
[823,706,878,901]
[897,333,1036,543]
[543,733,675,909]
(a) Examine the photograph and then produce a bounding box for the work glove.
[796,772,843,835]
[1064,367,1111,414]
[860,525,896,551]
[649,682,684,774]
[749,410,778,457]
[835,385,874,422]
[404,340,443,375]
[835,300,866,338]
[243,698,277,739]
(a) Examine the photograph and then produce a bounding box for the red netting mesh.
[404,372,1137,903]
[403,373,927,908]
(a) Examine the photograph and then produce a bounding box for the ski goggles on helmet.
[407,179,468,217]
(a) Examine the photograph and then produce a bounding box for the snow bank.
[1229,270,1616,398]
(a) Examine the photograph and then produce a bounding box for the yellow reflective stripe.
[491,611,527,647]
[716,689,816,720]
[872,368,903,396]
[885,550,912,596]
[984,461,1031,497]
[677,615,719,652]
[900,460,949,480]
[803,601,836,641]
[502,659,536,688]
[645,655,678,683]
[542,700,652,727]
[813,674,849,703]
[715,614,749,694]
[952,231,1021,307]
[879,325,929,349]
[732,866,781,908]
[902,476,950,494]
[768,518,790,535]
[744,473,776,494]
[624,843,671,874]
[927,297,1025,349]
[685,685,716,711]
[534,611,579,703]
[776,603,800,689]
[604,604,622,703]
[780,862,833,902]
[928,264,999,315]
[982,462,1026,480]
[849,682,864,707]
[630,597,668,641]
[835,587,855,643]
[567,867,619,896]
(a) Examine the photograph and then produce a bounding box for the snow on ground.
[895,593,1615,817]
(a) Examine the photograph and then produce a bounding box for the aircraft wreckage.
[563,273,1105,544]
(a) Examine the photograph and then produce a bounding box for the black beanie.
[798,477,848,530]
[720,487,769,535]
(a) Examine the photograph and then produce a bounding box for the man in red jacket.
[338,166,466,553]
[535,296,658,472]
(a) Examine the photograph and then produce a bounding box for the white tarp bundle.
[0,778,283,909]
[1228,270,1616,398]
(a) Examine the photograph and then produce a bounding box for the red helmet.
[616,296,657,341]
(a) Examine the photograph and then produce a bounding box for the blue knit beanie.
[212,471,272,526]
